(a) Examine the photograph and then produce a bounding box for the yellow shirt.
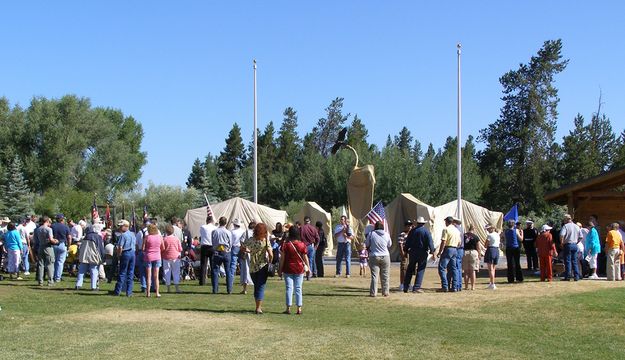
[441,225,461,248]
[606,230,622,250]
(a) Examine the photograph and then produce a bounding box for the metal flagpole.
[253,59,258,204]
[456,43,462,220]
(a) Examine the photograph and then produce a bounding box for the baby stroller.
[181,255,196,281]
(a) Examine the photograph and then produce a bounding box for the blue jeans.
[404,251,429,290]
[21,246,30,272]
[307,244,316,277]
[76,263,99,289]
[563,243,580,280]
[284,273,304,307]
[211,251,232,294]
[114,251,135,296]
[438,247,458,290]
[455,248,464,290]
[53,243,67,281]
[250,265,269,301]
[335,242,351,276]
[230,246,240,289]
[136,251,147,290]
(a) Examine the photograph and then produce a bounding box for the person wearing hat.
[229,218,246,292]
[536,224,557,282]
[397,220,413,291]
[51,214,72,283]
[523,220,539,273]
[403,217,434,293]
[300,216,319,280]
[113,219,136,297]
[433,216,461,292]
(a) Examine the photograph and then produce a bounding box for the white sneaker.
[491,284,497,290]
[399,284,404,291]
[346,275,351,278]
[589,274,599,280]
[23,272,30,276]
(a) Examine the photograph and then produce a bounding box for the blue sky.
[2,1,624,188]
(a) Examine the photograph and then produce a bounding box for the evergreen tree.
[347,115,369,152]
[394,127,413,154]
[478,39,568,212]
[613,131,625,169]
[1,155,33,220]
[312,97,350,157]
[186,158,208,189]
[217,123,246,199]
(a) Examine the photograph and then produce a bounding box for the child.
[358,242,368,277]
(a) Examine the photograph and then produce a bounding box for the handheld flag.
[204,193,214,221]
[365,201,388,231]
[504,204,519,222]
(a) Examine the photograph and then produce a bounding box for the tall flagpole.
[253,59,258,204]
[457,43,462,220]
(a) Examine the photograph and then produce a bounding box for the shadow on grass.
[165,307,260,315]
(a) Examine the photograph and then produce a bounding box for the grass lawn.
[1,266,624,359]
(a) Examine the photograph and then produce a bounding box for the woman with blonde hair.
[242,223,273,314]
[162,224,183,293]
[142,224,164,297]
[484,224,500,290]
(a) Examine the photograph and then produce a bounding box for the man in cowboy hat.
[403,217,435,293]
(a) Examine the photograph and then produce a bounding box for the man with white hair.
[559,214,582,281]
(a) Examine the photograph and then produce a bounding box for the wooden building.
[544,167,625,227]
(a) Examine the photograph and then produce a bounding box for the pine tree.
[1,155,33,221]
[217,123,246,199]
[313,97,350,157]
[613,131,625,169]
[186,158,209,189]
[347,115,369,152]
[394,127,413,154]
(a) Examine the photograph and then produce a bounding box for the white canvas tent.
[184,197,288,239]
[432,199,503,249]
[385,194,436,261]
[293,201,333,254]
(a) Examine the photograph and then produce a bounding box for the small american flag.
[204,194,214,220]
[91,197,99,222]
[366,201,388,231]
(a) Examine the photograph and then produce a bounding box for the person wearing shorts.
[142,224,163,297]
[462,225,481,290]
[484,224,500,290]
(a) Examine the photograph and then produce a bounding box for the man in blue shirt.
[113,220,136,297]
[403,217,435,293]
[211,217,233,294]
[51,214,72,282]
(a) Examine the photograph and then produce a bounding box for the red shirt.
[281,240,308,274]
[536,232,556,257]
[300,224,319,246]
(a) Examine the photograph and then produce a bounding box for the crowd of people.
[1,211,624,314]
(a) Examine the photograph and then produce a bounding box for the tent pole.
[456,43,462,220]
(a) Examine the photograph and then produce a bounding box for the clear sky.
[2,1,624,188]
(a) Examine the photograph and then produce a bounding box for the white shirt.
[334,224,352,243]
[173,225,184,243]
[200,223,217,246]
[231,227,246,248]
[24,221,37,236]
[71,224,83,242]
[487,232,500,248]
[17,224,29,244]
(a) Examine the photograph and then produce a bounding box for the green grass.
[1,269,624,359]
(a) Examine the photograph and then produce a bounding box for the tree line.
[187,39,625,216]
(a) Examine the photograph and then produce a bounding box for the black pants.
[199,245,213,285]
[315,246,326,277]
[505,247,524,283]
[523,241,538,270]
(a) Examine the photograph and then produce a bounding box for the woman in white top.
[484,224,500,290]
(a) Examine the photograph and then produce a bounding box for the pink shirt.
[143,234,163,262]
[161,235,182,260]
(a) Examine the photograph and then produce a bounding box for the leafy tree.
[478,39,568,213]
[312,97,350,157]
[217,123,246,199]
[1,155,33,220]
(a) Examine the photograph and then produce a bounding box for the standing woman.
[585,220,601,279]
[462,225,482,291]
[239,221,256,295]
[365,221,392,297]
[242,223,273,314]
[4,222,24,280]
[162,224,183,293]
[143,224,163,297]
[504,220,524,283]
[75,225,105,290]
[315,221,327,278]
[484,224,500,290]
[278,226,309,315]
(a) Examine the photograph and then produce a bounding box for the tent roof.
[433,199,504,247]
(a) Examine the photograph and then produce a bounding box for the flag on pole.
[91,196,99,222]
[504,203,518,222]
[105,203,111,222]
[203,194,214,221]
[366,201,388,231]
[143,204,149,222]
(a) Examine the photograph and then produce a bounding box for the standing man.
[403,217,434,293]
[35,216,57,286]
[315,221,327,278]
[229,218,246,292]
[51,214,72,283]
[605,223,623,281]
[452,217,464,292]
[198,215,216,286]
[433,216,460,292]
[113,220,136,297]
[135,220,149,292]
[504,220,524,283]
[397,220,413,291]
[559,214,582,281]
[523,220,539,273]
[300,216,319,280]
[211,217,233,294]
[334,215,354,278]
[17,218,31,276]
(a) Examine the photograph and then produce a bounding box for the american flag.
[204,194,214,220]
[143,204,149,222]
[366,201,388,231]
[91,197,99,222]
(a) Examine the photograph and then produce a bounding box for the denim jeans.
[563,243,580,280]
[135,251,147,290]
[21,246,30,272]
[335,242,351,276]
[114,251,135,296]
[307,244,316,277]
[455,248,464,290]
[250,265,269,301]
[284,273,304,307]
[53,243,67,281]
[76,263,99,289]
[230,246,240,287]
[211,251,232,294]
[404,251,429,290]
[438,247,457,290]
